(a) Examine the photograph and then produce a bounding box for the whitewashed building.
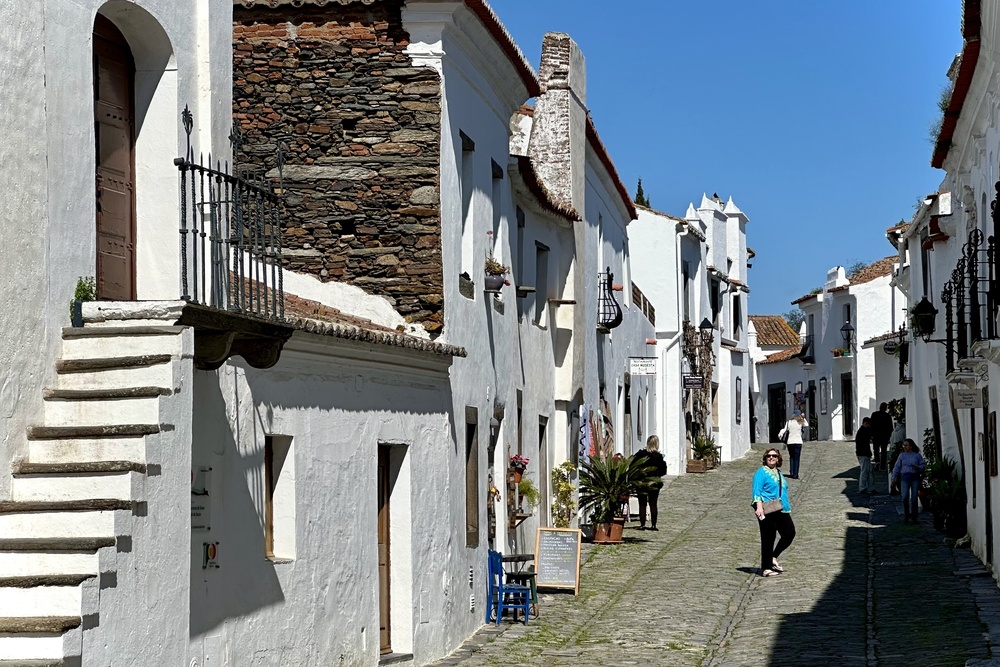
[0,1,655,664]
[748,316,802,443]
[760,257,904,444]
[630,195,752,473]
[893,0,1000,576]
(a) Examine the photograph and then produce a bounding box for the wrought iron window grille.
[174,105,285,322]
[597,268,623,331]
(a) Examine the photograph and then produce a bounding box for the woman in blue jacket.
[752,448,796,576]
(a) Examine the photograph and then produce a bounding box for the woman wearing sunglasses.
[752,448,796,576]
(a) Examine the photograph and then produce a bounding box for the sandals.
[761,568,781,577]
[771,559,784,573]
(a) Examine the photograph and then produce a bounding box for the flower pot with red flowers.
[509,454,529,484]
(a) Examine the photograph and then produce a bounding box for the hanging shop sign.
[628,357,657,376]
[953,387,983,409]
[683,374,703,389]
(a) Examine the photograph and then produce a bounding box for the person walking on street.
[891,438,927,523]
[855,417,875,494]
[871,402,893,471]
[752,448,796,577]
[779,411,807,478]
[633,435,667,531]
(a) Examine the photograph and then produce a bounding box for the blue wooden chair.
[487,549,531,625]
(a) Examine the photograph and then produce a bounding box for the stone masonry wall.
[233,2,444,333]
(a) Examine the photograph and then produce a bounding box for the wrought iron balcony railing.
[174,106,285,322]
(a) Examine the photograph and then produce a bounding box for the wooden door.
[377,447,391,654]
[767,384,786,442]
[841,374,854,436]
[93,16,136,300]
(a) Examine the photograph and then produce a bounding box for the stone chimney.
[527,32,587,212]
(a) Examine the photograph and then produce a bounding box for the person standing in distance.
[891,438,927,523]
[870,402,893,471]
[779,410,807,479]
[752,448,795,576]
[855,417,875,495]
[633,435,667,531]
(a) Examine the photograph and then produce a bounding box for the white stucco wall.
[187,336,454,665]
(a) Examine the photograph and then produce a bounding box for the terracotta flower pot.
[592,517,625,544]
[484,274,505,292]
[512,469,523,484]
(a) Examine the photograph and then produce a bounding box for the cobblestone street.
[431,442,1000,667]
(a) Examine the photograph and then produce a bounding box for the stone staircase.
[0,324,185,665]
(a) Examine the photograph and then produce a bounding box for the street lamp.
[699,318,714,343]
[840,321,855,351]
[910,297,939,341]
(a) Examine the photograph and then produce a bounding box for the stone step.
[55,355,172,375]
[0,586,81,618]
[0,617,77,663]
[0,574,93,589]
[54,364,173,392]
[27,425,160,440]
[0,511,116,541]
[43,395,160,428]
[0,552,98,580]
[43,387,171,401]
[62,327,182,360]
[27,437,146,466]
[11,471,143,504]
[0,538,114,553]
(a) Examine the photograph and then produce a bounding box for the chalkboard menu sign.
[534,527,582,594]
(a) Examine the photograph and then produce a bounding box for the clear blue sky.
[494,1,963,316]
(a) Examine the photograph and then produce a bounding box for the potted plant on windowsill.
[579,454,659,544]
[831,347,849,358]
[484,255,510,293]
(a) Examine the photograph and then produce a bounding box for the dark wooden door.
[377,447,391,654]
[93,16,136,300]
[841,374,854,436]
[767,384,786,442]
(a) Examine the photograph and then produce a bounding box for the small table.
[502,553,538,618]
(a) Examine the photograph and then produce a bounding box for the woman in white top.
[779,411,808,479]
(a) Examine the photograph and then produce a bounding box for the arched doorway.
[93,15,136,300]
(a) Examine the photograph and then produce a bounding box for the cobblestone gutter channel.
[431,443,1000,667]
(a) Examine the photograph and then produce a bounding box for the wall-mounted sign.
[192,467,212,531]
[683,374,703,389]
[953,387,983,409]
[628,357,657,376]
[203,542,220,570]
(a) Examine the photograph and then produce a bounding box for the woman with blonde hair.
[632,435,667,530]
[779,410,808,479]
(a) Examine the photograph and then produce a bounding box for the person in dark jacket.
[634,435,667,531]
[870,402,893,470]
[855,418,875,494]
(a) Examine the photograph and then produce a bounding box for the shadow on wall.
[764,470,987,665]
[190,373,285,637]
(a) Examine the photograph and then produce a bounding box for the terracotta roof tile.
[759,345,803,365]
[284,292,466,357]
[749,315,799,347]
[830,256,897,292]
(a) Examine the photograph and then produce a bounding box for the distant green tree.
[634,178,650,207]
[782,308,805,332]
[846,260,867,278]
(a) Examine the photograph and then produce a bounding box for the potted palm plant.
[578,454,659,543]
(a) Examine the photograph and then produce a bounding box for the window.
[491,159,503,241]
[710,279,721,325]
[733,294,743,338]
[842,303,851,327]
[465,407,479,547]
[533,242,549,326]
[682,261,691,321]
[264,435,296,560]
[711,382,719,429]
[920,228,932,297]
[735,377,742,424]
[460,131,475,277]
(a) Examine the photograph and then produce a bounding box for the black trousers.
[638,488,660,527]
[874,440,889,469]
[757,511,796,570]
